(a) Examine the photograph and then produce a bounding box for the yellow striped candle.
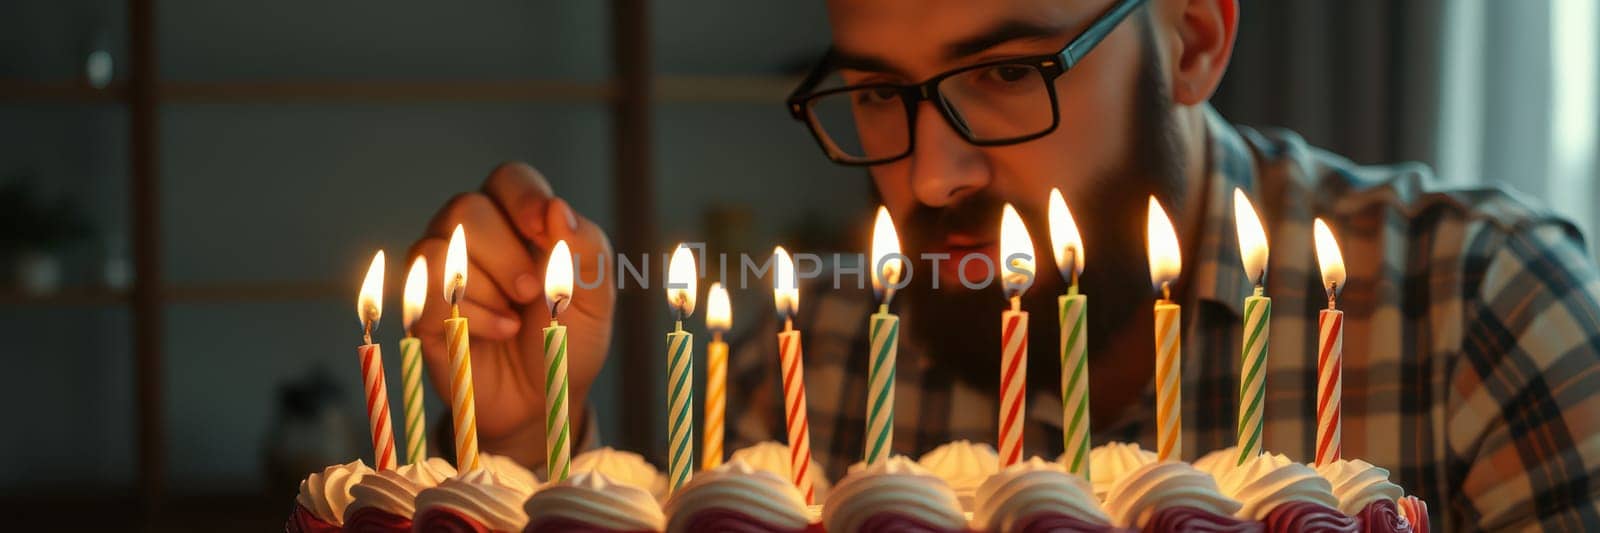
[1048,189,1090,479]
[1233,189,1271,465]
[543,240,575,482]
[866,207,903,465]
[774,246,817,504]
[666,245,698,493]
[442,224,480,472]
[1313,218,1348,466]
[400,256,429,465]
[704,283,731,470]
[1147,197,1184,462]
[356,251,396,470]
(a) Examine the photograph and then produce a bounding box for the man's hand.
[409,162,614,468]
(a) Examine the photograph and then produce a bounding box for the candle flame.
[402,256,427,332]
[999,203,1036,295]
[1313,218,1347,298]
[1047,188,1084,283]
[772,246,799,318]
[358,250,385,332]
[1232,188,1269,287]
[443,224,468,304]
[870,206,904,300]
[1146,196,1182,293]
[706,282,731,332]
[545,240,574,318]
[667,243,698,318]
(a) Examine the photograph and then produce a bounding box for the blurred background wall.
[0,0,1595,527]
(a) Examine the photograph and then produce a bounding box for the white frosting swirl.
[295,459,372,526]
[1217,452,1339,519]
[729,440,834,501]
[1192,446,1242,481]
[918,439,998,511]
[345,457,456,519]
[525,471,665,531]
[663,459,811,533]
[572,446,668,501]
[1315,459,1403,515]
[1081,442,1157,500]
[415,466,536,531]
[823,455,966,533]
[1103,461,1242,528]
[974,457,1109,531]
[479,453,541,489]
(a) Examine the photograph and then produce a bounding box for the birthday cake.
[287,441,1428,532]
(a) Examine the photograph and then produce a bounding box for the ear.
[1167,0,1238,105]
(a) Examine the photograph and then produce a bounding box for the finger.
[426,191,541,304]
[403,239,519,347]
[480,161,557,243]
[546,198,614,291]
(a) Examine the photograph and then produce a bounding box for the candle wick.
[713,330,723,344]
[451,304,460,320]
[1327,281,1339,310]
[675,319,684,333]
[363,321,373,346]
[1009,295,1021,312]
[1161,280,1172,301]
[784,316,794,332]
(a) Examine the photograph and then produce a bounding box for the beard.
[895,38,1188,394]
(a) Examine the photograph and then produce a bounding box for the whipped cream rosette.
[663,459,818,533]
[973,457,1111,533]
[343,457,456,531]
[1219,453,1355,532]
[524,470,665,533]
[414,465,537,532]
[823,455,967,533]
[730,440,834,501]
[571,446,668,501]
[480,453,542,489]
[288,459,373,532]
[1076,442,1157,501]
[918,439,999,511]
[1193,446,1243,481]
[1101,460,1252,531]
[1316,459,1422,533]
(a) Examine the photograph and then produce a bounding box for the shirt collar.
[1187,106,1259,317]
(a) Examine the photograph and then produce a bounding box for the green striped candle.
[865,306,898,464]
[1236,288,1270,464]
[1059,286,1090,479]
[542,322,572,482]
[666,326,695,492]
[398,336,427,465]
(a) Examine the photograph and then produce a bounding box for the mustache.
[902,192,1008,252]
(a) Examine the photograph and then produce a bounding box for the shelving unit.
[0,0,801,522]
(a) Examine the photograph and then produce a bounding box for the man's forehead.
[826,0,1088,75]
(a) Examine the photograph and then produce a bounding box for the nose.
[907,100,990,208]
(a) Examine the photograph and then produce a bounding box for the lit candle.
[543,240,575,482]
[1312,218,1347,466]
[666,244,698,493]
[703,282,731,470]
[1233,189,1271,465]
[1146,196,1184,462]
[1048,189,1090,479]
[442,224,481,472]
[866,206,904,466]
[998,203,1036,468]
[400,256,429,465]
[773,246,817,504]
[356,250,398,471]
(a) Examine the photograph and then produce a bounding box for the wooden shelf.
[0,286,130,306]
[655,75,802,103]
[0,80,126,103]
[159,79,614,103]
[0,281,345,306]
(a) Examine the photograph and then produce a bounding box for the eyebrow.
[944,19,1066,60]
[829,19,1068,78]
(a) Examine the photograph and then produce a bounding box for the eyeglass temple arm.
[788,48,841,118]
[1058,0,1149,67]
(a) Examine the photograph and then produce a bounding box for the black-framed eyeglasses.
[786,0,1148,166]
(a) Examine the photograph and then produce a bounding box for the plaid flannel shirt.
[725,107,1600,530]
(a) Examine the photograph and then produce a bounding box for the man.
[410,0,1600,529]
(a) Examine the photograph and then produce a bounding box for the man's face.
[828,0,1149,287]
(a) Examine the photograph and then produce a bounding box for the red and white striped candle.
[356,251,397,471]
[997,204,1036,468]
[1313,218,1347,466]
[1147,197,1184,462]
[773,247,817,504]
